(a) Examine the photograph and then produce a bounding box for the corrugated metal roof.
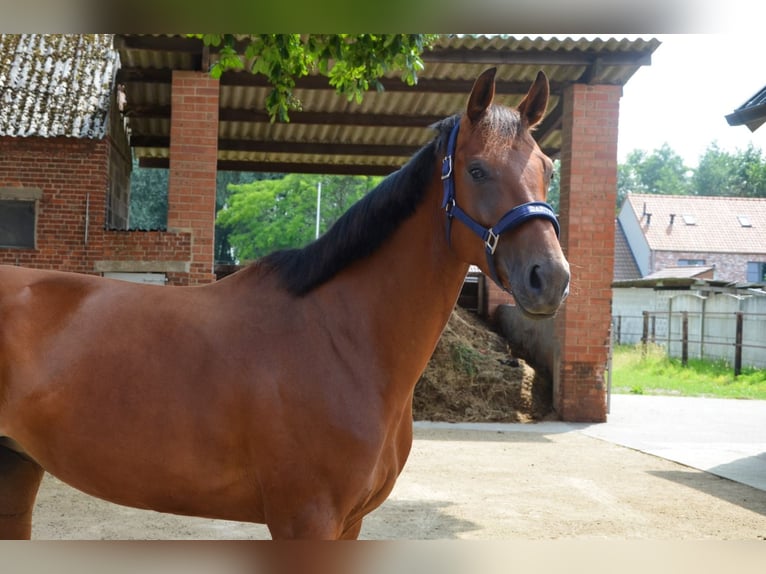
[114,34,659,175]
[726,84,766,132]
[0,34,119,139]
[643,266,714,279]
[624,193,766,254]
[0,34,659,173]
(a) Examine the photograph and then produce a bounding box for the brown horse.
[0,68,569,539]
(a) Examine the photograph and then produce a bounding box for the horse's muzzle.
[511,256,570,319]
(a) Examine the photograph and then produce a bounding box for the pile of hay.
[413,307,552,422]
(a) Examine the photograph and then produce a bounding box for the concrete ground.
[420,393,766,492]
[583,394,766,492]
[27,394,766,540]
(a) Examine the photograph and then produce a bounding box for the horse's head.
[443,68,570,318]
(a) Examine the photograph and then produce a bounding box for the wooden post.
[616,315,622,345]
[700,297,707,360]
[641,311,650,358]
[734,312,743,377]
[681,311,689,367]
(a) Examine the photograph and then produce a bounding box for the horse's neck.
[326,178,469,388]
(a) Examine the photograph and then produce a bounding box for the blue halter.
[440,119,560,292]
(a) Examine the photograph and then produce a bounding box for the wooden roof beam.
[138,156,399,176]
[116,66,568,95]
[131,136,422,158]
[124,104,447,128]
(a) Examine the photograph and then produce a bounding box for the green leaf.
[192,33,438,123]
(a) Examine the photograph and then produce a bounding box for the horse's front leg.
[267,516,364,540]
[265,496,349,540]
[0,445,45,539]
[339,517,363,540]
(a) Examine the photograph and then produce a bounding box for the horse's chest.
[357,417,414,513]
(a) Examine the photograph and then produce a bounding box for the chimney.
[669,213,675,225]
[642,202,652,225]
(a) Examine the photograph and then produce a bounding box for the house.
[617,193,766,284]
[613,218,642,281]
[1,33,662,423]
[0,34,196,285]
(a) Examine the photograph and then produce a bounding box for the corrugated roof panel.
[0,34,119,139]
[726,84,766,132]
[0,34,659,173]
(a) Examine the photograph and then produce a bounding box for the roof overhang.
[726,84,766,132]
[115,34,660,175]
[612,277,736,290]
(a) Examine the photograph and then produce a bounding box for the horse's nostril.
[529,264,543,291]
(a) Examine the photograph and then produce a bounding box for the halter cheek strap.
[440,120,560,292]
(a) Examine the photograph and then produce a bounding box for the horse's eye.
[469,166,486,181]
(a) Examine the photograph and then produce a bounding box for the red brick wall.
[484,279,514,318]
[0,136,109,272]
[554,83,622,422]
[0,135,192,279]
[167,71,220,285]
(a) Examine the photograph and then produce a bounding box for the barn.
[0,34,660,422]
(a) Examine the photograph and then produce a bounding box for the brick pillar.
[553,83,621,422]
[167,71,219,285]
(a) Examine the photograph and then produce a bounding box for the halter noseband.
[440,119,560,293]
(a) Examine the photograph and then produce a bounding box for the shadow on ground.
[648,469,766,517]
[363,498,479,540]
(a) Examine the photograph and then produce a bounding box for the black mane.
[261,116,458,296]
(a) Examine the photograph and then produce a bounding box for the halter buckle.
[485,229,499,255]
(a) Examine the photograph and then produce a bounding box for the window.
[678,259,705,266]
[746,262,766,283]
[0,188,42,249]
[681,214,696,225]
[737,215,752,228]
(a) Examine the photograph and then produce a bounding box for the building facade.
[617,193,766,284]
[0,34,205,286]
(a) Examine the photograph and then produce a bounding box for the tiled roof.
[0,34,119,139]
[613,219,641,281]
[624,193,766,254]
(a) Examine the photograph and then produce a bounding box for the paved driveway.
[582,394,766,492]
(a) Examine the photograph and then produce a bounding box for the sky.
[616,34,766,167]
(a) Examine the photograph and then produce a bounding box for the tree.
[620,144,692,197]
[546,159,560,214]
[128,161,281,262]
[192,34,438,122]
[128,158,168,230]
[216,173,382,262]
[694,142,766,198]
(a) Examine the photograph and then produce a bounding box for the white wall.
[612,287,766,369]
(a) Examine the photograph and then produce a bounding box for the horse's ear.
[517,71,549,127]
[466,68,497,123]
